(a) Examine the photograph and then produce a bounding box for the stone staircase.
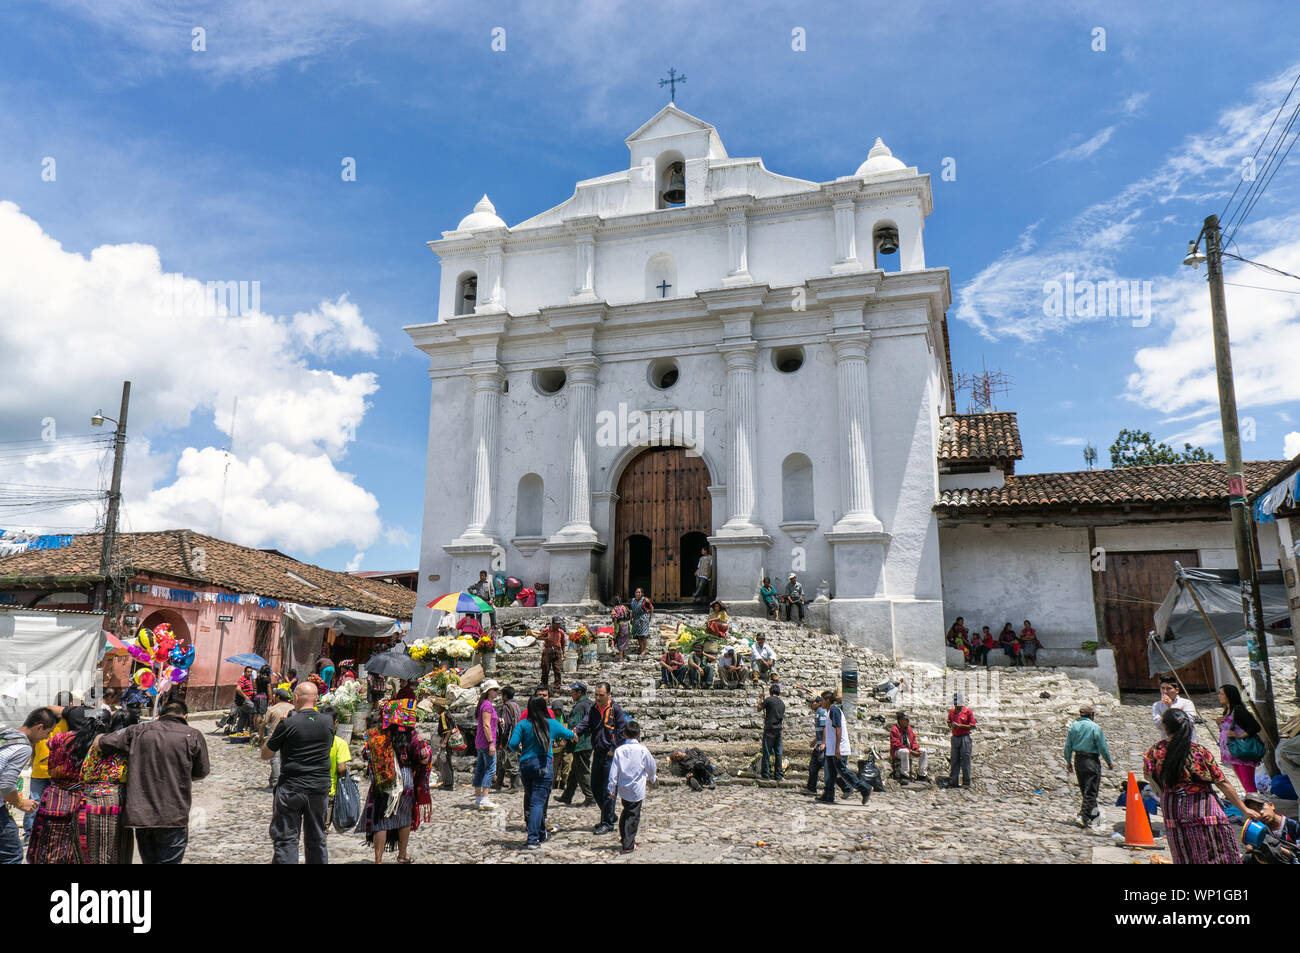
[436,610,1126,791]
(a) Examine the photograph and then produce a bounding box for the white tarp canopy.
[0,607,104,726]
[1148,567,1289,677]
[280,603,408,678]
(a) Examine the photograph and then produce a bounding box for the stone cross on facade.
[657,279,672,298]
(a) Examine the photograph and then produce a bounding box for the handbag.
[446,725,467,752]
[332,772,361,832]
[1228,735,1265,763]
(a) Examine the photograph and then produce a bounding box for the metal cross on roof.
[659,68,686,103]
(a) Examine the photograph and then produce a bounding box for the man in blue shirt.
[1063,703,1113,829]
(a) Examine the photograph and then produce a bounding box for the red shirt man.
[948,704,976,736]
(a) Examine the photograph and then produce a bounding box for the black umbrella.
[363,649,425,681]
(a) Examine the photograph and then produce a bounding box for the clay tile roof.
[938,412,1023,466]
[0,529,416,619]
[936,460,1292,513]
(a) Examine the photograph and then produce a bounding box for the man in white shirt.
[1151,677,1197,727]
[750,634,776,683]
[818,690,871,805]
[607,721,656,854]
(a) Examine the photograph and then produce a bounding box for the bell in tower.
[661,162,686,206]
[874,225,899,256]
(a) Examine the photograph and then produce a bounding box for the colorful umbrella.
[426,591,493,614]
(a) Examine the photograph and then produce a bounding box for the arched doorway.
[680,531,710,599]
[614,447,712,602]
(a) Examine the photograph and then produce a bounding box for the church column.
[831,331,883,533]
[720,198,754,287]
[567,216,600,301]
[719,342,760,532]
[462,366,504,539]
[828,182,863,274]
[555,359,600,540]
[479,239,505,311]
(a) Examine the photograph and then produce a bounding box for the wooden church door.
[614,447,712,602]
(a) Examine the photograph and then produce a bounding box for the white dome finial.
[457,194,507,231]
[856,138,907,177]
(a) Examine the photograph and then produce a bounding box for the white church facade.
[407,104,954,665]
[405,103,1288,683]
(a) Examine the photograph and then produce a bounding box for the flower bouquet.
[407,639,434,662]
[474,634,497,653]
[428,636,475,661]
[568,626,593,647]
[324,679,363,721]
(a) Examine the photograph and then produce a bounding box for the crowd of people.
[945,617,1042,666]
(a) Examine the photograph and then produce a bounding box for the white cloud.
[1284,432,1300,460]
[1124,232,1300,426]
[383,525,413,547]
[1048,435,1087,446]
[1121,92,1150,118]
[1048,126,1115,164]
[0,202,383,555]
[956,64,1300,344]
[345,551,366,573]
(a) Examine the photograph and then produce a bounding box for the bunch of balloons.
[129,622,193,697]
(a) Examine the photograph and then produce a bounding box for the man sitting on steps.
[660,646,687,688]
[889,711,930,785]
[750,634,776,683]
[717,645,745,689]
[685,642,716,689]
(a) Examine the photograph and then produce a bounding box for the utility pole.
[94,381,131,613]
[1202,215,1279,753]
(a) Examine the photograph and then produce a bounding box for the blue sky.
[2,0,1299,572]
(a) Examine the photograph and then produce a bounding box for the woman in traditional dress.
[628,588,654,657]
[705,600,730,639]
[1215,683,1263,794]
[1019,620,1041,667]
[26,726,90,864]
[946,616,971,663]
[361,699,432,864]
[1144,708,1256,864]
[79,709,138,864]
[611,600,631,662]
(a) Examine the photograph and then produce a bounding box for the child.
[607,721,657,854]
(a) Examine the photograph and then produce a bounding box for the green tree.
[1109,428,1216,468]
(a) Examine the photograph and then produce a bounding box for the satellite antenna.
[954,357,1012,413]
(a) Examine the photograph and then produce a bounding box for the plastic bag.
[332,772,361,832]
[1254,766,1271,794]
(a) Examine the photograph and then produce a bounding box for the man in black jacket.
[572,681,627,834]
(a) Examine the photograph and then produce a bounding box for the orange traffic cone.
[1123,771,1157,848]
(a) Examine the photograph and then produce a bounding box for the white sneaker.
[478,798,499,810]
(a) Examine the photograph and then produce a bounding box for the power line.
[1223,251,1300,284]
[1223,280,1300,295]
[1220,65,1300,224]
[1222,77,1300,246]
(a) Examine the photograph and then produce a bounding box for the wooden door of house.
[614,447,712,602]
[1100,550,1215,691]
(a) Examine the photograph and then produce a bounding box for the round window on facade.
[648,357,680,390]
[533,368,567,395]
[772,346,805,373]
